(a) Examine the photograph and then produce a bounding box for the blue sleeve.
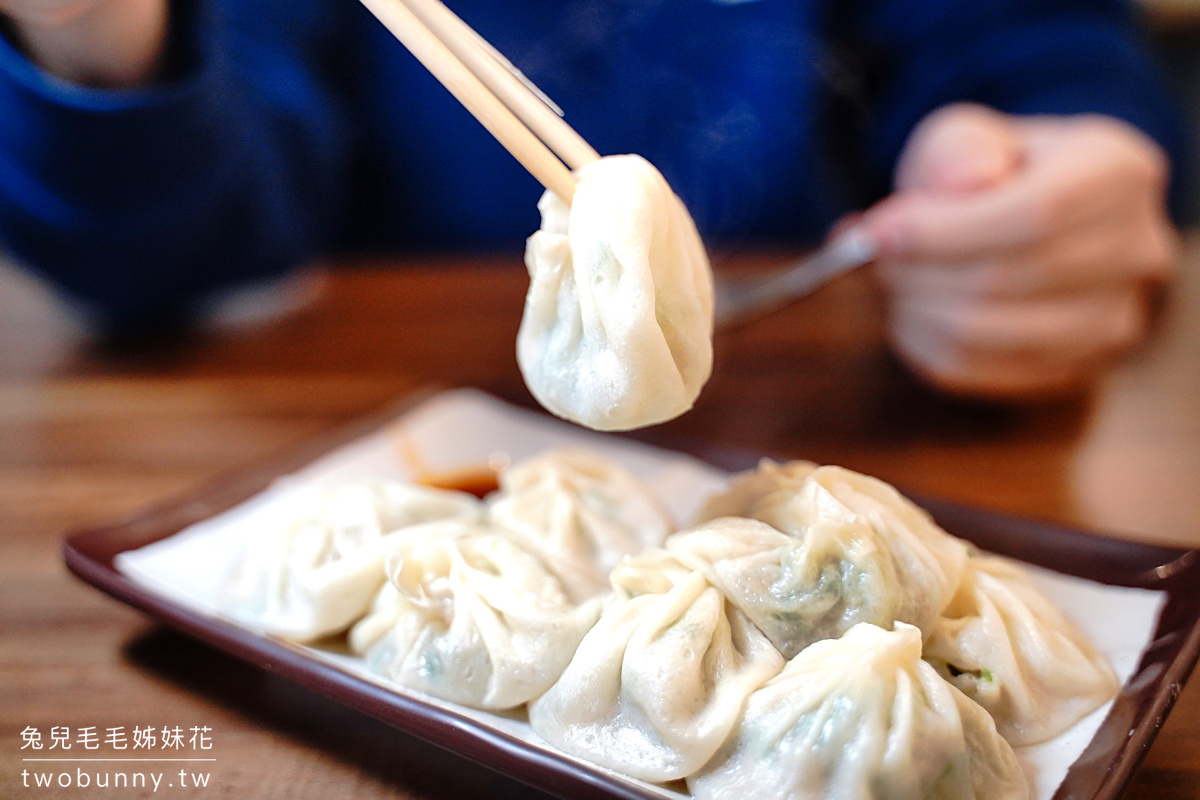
[836,0,1189,215]
[0,0,350,332]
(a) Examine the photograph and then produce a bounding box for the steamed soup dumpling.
[518,154,714,431]
[486,448,674,600]
[684,463,968,656]
[528,549,783,782]
[349,520,602,710]
[688,623,1028,800]
[220,481,482,641]
[923,555,1119,745]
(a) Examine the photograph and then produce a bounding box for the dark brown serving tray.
[62,396,1200,800]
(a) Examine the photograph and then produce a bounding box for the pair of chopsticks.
[359,0,601,202]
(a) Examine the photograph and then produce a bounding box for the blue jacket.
[0,0,1185,328]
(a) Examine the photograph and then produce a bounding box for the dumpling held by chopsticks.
[518,154,714,431]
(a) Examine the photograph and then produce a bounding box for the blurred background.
[5,0,1200,351]
[1148,0,1200,221]
[2,0,1200,548]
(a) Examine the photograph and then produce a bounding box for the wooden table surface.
[1,241,1198,799]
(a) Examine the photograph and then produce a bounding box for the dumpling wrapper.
[529,550,783,782]
[688,622,1028,800]
[486,448,674,601]
[220,482,482,641]
[518,154,714,431]
[349,520,602,710]
[923,555,1119,745]
[695,459,819,523]
[687,463,968,657]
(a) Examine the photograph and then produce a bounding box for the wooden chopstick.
[358,0,590,202]
[400,0,600,170]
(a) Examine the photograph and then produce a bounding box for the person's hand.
[0,0,168,86]
[856,103,1178,398]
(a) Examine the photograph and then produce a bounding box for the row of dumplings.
[220,450,1118,800]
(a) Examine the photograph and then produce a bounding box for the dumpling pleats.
[686,463,968,656]
[687,623,1028,800]
[923,555,1119,745]
[487,448,673,601]
[220,482,481,641]
[518,155,714,431]
[529,567,783,782]
[350,522,602,709]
